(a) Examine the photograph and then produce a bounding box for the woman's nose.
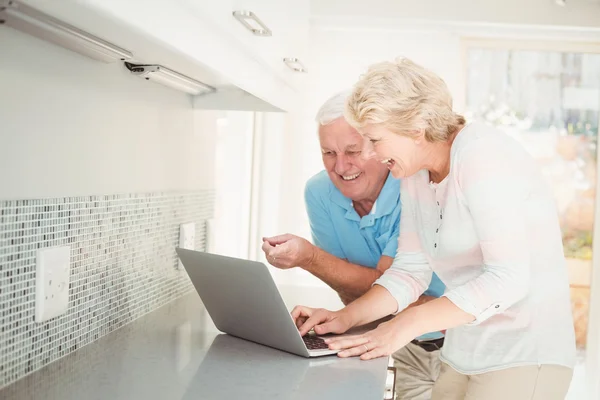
[361,139,377,160]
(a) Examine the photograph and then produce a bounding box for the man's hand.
[262,234,316,270]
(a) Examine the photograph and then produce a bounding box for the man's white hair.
[315,89,353,126]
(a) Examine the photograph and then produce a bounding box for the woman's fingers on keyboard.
[291,305,317,332]
[291,305,313,320]
[298,309,335,336]
[295,316,307,329]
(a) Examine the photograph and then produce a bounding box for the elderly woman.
[293,58,576,399]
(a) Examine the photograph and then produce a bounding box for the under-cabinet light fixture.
[0,0,132,63]
[124,62,216,96]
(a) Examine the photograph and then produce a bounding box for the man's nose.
[334,155,351,174]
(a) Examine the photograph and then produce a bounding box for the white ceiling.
[310,0,600,28]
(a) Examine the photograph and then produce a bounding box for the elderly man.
[261,91,446,400]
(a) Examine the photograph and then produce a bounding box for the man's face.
[319,118,389,202]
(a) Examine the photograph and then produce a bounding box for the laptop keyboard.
[303,335,330,350]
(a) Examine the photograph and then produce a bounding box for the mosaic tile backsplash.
[0,191,214,388]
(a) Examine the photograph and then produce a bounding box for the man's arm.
[262,234,391,304]
[300,181,436,307]
[331,265,437,307]
[262,234,438,308]
[303,251,393,305]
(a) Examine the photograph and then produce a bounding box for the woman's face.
[360,124,424,179]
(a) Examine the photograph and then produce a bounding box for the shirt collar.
[329,172,400,224]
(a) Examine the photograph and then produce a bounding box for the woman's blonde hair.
[344,57,465,142]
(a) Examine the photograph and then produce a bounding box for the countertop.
[0,285,389,400]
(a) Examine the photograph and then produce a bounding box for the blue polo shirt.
[304,170,445,341]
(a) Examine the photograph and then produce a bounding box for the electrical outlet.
[35,246,70,323]
[178,222,196,269]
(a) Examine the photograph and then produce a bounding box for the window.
[211,111,256,259]
[463,38,600,398]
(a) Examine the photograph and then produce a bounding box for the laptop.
[176,248,339,358]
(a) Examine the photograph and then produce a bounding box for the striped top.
[375,122,576,374]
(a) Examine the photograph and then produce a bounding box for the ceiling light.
[124,62,216,96]
[0,0,132,63]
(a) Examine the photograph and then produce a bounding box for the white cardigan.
[376,122,576,374]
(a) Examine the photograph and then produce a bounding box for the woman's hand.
[324,315,415,360]
[291,306,353,336]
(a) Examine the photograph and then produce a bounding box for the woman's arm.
[324,296,475,360]
[297,178,434,335]
[398,296,475,337]
[442,136,533,325]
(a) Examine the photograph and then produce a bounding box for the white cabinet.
[18,0,310,112]
[276,0,310,88]
[182,1,310,90]
[230,0,309,77]
[180,0,234,31]
[172,0,311,109]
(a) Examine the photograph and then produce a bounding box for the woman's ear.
[414,129,426,145]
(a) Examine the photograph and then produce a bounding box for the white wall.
[0,27,215,200]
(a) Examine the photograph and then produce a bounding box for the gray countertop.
[0,285,389,400]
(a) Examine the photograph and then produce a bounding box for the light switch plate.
[178,222,195,269]
[35,246,70,323]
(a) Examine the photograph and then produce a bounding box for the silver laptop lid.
[176,248,311,357]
